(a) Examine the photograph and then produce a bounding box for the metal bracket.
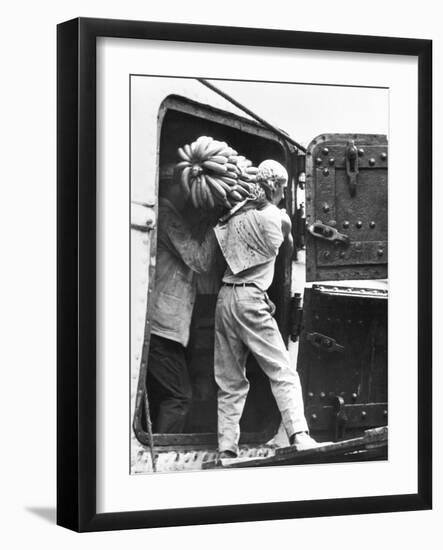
[307,222,350,246]
[333,396,348,441]
[345,140,359,197]
[131,201,156,232]
[306,332,345,353]
[289,293,303,342]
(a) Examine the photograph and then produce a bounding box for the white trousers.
[214,284,308,455]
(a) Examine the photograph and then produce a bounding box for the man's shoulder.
[236,204,278,220]
[259,204,281,217]
[236,205,283,246]
[252,204,282,227]
[159,197,178,215]
[158,199,186,229]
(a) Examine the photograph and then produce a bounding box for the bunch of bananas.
[176,136,259,210]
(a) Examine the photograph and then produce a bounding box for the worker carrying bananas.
[213,159,320,458]
[146,166,218,433]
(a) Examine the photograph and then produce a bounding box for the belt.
[222,282,256,287]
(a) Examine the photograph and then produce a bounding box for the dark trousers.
[146,334,192,433]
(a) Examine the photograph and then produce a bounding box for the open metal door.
[305,134,387,282]
[297,134,388,444]
[297,284,388,443]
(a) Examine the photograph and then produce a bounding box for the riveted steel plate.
[305,403,388,431]
[317,241,388,266]
[305,134,388,281]
[312,145,388,170]
[297,285,387,440]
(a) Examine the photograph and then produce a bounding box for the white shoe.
[291,432,322,451]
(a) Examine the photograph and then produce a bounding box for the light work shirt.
[220,204,284,291]
[150,198,216,347]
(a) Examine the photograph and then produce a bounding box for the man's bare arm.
[280,210,294,256]
[280,209,292,237]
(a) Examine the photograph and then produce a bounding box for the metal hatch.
[297,284,388,443]
[305,134,388,282]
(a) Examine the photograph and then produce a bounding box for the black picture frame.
[57,17,432,532]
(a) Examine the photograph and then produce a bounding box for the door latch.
[333,395,348,441]
[307,222,350,246]
[345,140,359,197]
[306,332,345,353]
[289,293,303,343]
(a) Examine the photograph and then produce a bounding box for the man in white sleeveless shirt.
[213,160,319,458]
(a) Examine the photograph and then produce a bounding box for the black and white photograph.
[54,16,431,533]
[130,76,389,474]
[0,1,437,544]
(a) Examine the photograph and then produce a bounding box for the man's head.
[256,160,288,205]
[159,164,186,211]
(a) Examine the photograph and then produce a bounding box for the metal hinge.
[131,201,156,232]
[289,293,303,342]
[345,140,359,197]
[333,395,348,441]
